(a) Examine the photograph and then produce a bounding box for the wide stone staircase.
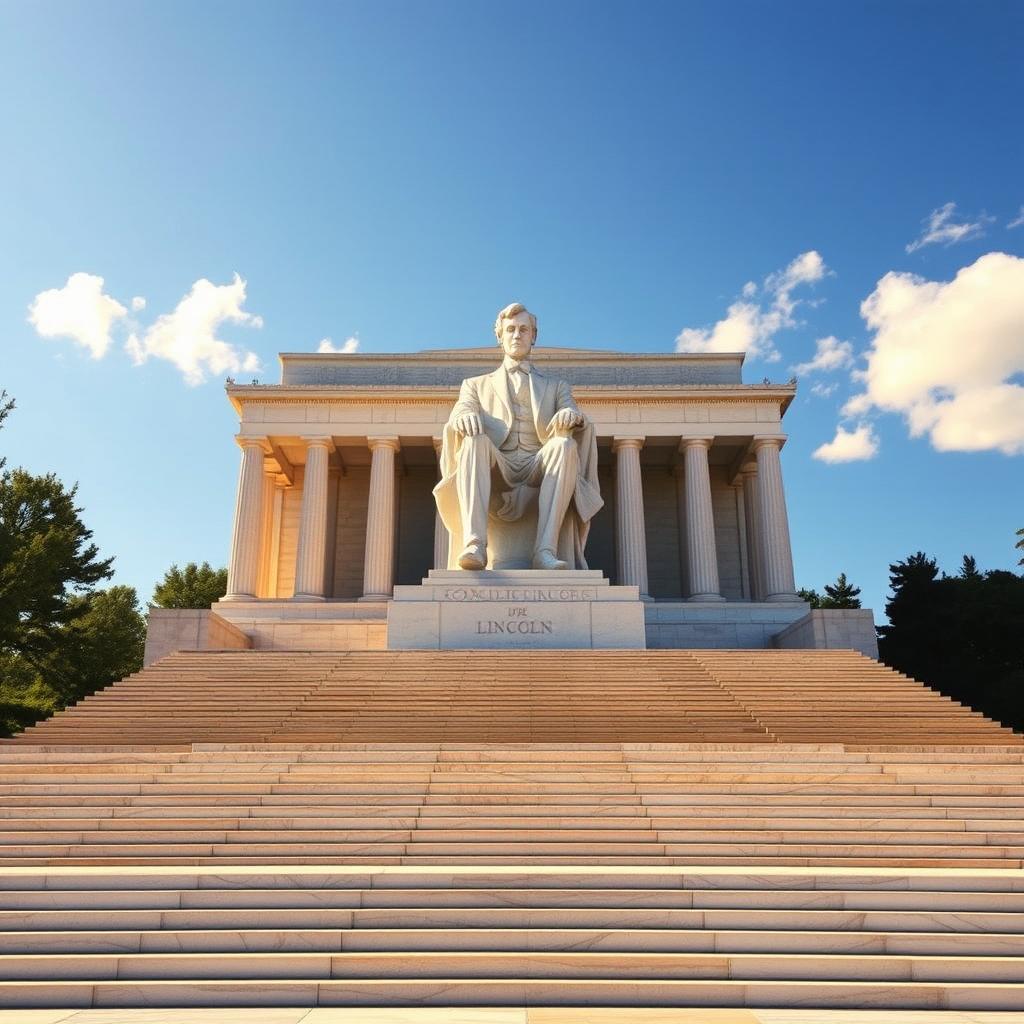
[1,649,1022,1011]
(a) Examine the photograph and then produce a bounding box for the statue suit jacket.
[432,363,604,568]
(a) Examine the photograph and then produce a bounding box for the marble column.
[224,437,269,601]
[432,437,449,572]
[362,436,401,600]
[612,437,649,599]
[293,436,333,601]
[754,435,798,602]
[681,437,725,602]
[741,468,765,602]
[256,466,277,598]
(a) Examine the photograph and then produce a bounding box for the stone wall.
[275,466,303,599]
[332,466,371,598]
[645,602,808,649]
[773,609,879,659]
[396,467,436,585]
[143,609,251,666]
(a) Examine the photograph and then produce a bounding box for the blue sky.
[1,0,1022,617]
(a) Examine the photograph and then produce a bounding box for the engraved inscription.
[445,587,597,602]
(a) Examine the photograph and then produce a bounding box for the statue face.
[499,310,536,361]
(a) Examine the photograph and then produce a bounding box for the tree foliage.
[798,572,862,610]
[0,396,141,735]
[822,572,861,609]
[152,562,228,609]
[878,551,1024,732]
[0,469,114,659]
[0,586,145,734]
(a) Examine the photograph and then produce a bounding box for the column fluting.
[681,437,725,602]
[224,438,269,601]
[612,437,649,599]
[754,436,798,602]
[293,436,333,601]
[362,436,401,600]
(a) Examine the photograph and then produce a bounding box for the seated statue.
[433,302,603,571]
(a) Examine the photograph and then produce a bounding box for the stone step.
[4,885,1024,912]
[3,950,1024,982]
[2,905,1020,932]
[0,976,1020,1009]
[4,925,1023,957]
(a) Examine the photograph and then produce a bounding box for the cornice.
[227,382,796,415]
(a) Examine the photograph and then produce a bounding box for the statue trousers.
[456,433,579,556]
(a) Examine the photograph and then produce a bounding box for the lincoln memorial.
[141,329,877,661]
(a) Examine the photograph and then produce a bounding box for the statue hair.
[493,302,538,346]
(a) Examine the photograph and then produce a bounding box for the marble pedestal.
[387,569,646,650]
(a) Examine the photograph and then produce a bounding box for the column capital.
[234,435,272,454]
[752,434,787,451]
[612,435,644,452]
[301,435,336,453]
[367,435,401,453]
[679,435,714,451]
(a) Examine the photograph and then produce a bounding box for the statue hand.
[454,413,484,437]
[551,409,583,432]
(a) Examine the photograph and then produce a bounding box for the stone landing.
[387,569,646,649]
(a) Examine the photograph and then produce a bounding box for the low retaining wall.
[773,608,879,659]
[645,601,809,649]
[143,609,251,666]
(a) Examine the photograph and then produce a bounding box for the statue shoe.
[532,549,568,571]
[458,544,487,571]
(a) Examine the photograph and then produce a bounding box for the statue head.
[494,302,537,361]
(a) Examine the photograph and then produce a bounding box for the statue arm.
[550,379,584,432]
[449,378,484,437]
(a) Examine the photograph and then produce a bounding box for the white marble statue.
[433,302,603,571]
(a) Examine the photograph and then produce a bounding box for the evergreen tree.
[821,572,862,609]
[152,562,228,609]
[797,588,822,608]
[960,555,982,580]
[878,551,1024,732]
[1016,528,1023,567]
[0,399,114,659]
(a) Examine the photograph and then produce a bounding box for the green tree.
[0,397,114,660]
[0,586,145,733]
[1016,528,1023,568]
[797,588,822,608]
[152,562,228,609]
[821,572,862,609]
[878,551,1024,732]
[0,390,13,470]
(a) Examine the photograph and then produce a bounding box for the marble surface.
[388,571,646,649]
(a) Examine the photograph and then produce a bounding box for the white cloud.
[905,202,990,253]
[792,335,854,375]
[813,423,879,463]
[27,272,128,358]
[843,252,1024,455]
[675,251,827,361]
[810,381,838,398]
[318,336,359,354]
[131,296,147,312]
[125,273,263,386]
[1008,206,1024,230]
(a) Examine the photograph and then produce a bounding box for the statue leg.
[533,436,580,561]
[456,433,495,557]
